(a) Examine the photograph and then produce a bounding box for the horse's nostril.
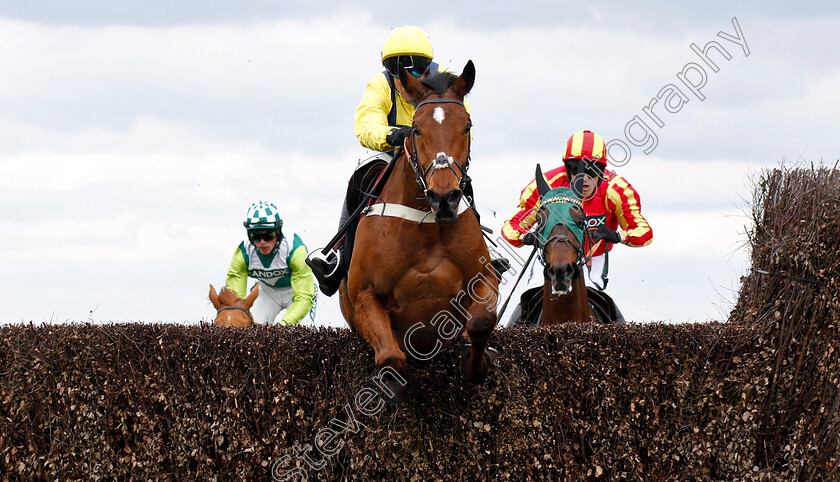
[564,264,575,280]
[426,191,444,207]
[547,263,573,282]
[445,190,463,205]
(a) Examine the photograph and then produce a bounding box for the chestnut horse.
[209,284,259,327]
[530,165,596,325]
[338,61,498,403]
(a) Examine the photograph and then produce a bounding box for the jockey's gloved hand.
[522,232,538,246]
[592,226,622,244]
[386,126,412,147]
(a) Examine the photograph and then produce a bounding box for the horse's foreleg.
[464,281,499,384]
[354,289,409,403]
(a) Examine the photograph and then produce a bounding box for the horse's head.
[399,60,475,225]
[531,164,587,297]
[209,283,259,327]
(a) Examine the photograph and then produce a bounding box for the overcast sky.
[2,2,838,326]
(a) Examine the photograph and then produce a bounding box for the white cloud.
[0,16,376,100]
[1,9,837,326]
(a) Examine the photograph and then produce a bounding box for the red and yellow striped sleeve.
[501,195,539,247]
[502,166,568,246]
[604,175,653,247]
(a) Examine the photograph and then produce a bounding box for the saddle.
[586,287,625,324]
[512,286,625,326]
[334,151,502,278]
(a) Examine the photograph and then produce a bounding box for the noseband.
[216,305,254,324]
[408,98,472,194]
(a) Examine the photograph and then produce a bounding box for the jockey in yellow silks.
[307,26,511,297]
[354,25,469,152]
[226,201,314,325]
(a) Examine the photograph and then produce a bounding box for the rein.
[216,305,254,324]
[408,97,472,195]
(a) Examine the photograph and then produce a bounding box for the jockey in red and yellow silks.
[502,130,651,324]
[502,164,653,256]
[503,129,652,262]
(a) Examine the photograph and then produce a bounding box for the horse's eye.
[572,207,585,226]
[534,210,547,228]
[464,123,472,135]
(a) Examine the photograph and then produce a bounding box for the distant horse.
[209,284,258,327]
[338,61,498,403]
[530,165,596,325]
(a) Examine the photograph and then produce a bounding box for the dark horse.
[338,61,498,403]
[209,283,258,327]
[530,164,596,325]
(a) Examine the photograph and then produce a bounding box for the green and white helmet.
[243,201,283,230]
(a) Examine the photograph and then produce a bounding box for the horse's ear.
[403,134,412,157]
[452,60,475,98]
[209,284,223,310]
[398,67,424,105]
[535,163,551,198]
[244,283,259,309]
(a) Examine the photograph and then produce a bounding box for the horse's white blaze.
[433,106,445,124]
[434,152,454,169]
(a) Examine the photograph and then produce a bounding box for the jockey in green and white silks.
[226,201,315,326]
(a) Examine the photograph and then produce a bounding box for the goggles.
[564,158,605,180]
[248,230,277,242]
[384,55,432,79]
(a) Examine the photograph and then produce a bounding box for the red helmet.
[563,130,607,165]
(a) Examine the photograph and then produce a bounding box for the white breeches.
[251,283,293,325]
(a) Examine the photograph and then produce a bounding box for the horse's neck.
[543,277,591,324]
[379,154,430,210]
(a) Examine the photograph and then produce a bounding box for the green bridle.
[533,187,587,272]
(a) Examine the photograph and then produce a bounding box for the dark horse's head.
[399,61,475,225]
[532,164,587,296]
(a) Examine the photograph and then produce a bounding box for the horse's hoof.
[461,343,499,367]
[465,371,490,386]
[462,343,498,385]
[484,346,499,367]
[382,378,408,405]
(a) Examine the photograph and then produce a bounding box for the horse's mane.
[217,287,242,305]
[420,71,458,95]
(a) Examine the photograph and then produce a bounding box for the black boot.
[306,250,343,297]
[491,257,511,276]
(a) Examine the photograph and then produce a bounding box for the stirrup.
[306,249,340,278]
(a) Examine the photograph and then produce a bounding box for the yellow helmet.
[381,26,434,62]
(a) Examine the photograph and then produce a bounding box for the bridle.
[533,195,588,280]
[407,97,472,195]
[215,305,254,324]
